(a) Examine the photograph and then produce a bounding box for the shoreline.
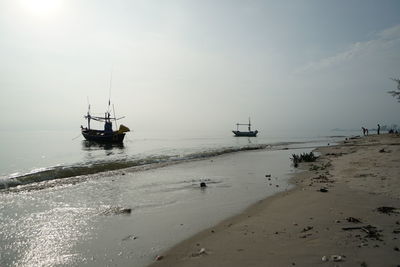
[1,140,316,267]
[1,139,329,191]
[149,134,400,267]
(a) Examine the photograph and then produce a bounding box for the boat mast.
[113,104,118,129]
[248,117,251,131]
[87,97,91,130]
[107,70,113,128]
[236,118,253,132]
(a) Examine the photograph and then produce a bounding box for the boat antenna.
[108,70,113,114]
[86,96,91,129]
[87,96,91,113]
[113,104,118,129]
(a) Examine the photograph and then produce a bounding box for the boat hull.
[232,130,258,137]
[82,129,126,143]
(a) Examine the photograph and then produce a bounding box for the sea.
[0,129,353,266]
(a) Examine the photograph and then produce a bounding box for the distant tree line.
[380,124,398,131]
[389,78,400,102]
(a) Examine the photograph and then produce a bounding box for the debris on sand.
[363,226,382,240]
[346,217,362,223]
[101,206,132,215]
[326,151,346,157]
[321,255,345,262]
[331,255,345,262]
[376,206,398,215]
[291,152,318,167]
[301,226,313,233]
[342,225,382,240]
[300,233,312,238]
[319,187,328,193]
[122,234,138,241]
[155,255,164,261]
[312,174,334,184]
[191,248,207,257]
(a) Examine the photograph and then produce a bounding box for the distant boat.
[232,118,258,137]
[81,100,130,143]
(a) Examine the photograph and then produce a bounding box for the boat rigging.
[232,117,259,137]
[81,74,130,143]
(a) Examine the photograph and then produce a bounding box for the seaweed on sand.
[291,152,318,167]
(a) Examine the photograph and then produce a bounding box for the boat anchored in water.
[232,118,258,137]
[81,101,130,143]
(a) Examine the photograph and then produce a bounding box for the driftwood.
[342,226,366,231]
[342,225,381,240]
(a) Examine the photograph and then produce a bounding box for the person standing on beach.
[362,127,366,136]
[377,124,381,135]
[366,128,369,135]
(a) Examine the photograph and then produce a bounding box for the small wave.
[0,144,267,191]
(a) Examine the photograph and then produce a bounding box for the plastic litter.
[192,248,207,257]
[155,255,164,261]
[330,255,344,262]
[321,255,345,262]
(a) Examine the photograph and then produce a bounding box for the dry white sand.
[150,134,400,267]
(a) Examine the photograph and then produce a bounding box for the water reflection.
[233,136,256,146]
[80,140,129,164]
[0,191,96,267]
[81,141,125,151]
[16,206,92,266]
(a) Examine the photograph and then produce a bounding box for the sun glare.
[20,0,64,19]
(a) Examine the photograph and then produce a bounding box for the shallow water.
[0,130,341,189]
[0,145,326,267]
[0,131,345,266]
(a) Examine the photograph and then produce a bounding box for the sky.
[0,0,399,136]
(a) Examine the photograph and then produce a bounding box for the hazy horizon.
[1,0,399,135]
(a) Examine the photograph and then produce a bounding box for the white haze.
[0,0,399,137]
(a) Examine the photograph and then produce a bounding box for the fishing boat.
[81,101,130,143]
[232,118,258,137]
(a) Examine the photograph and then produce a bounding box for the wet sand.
[150,134,400,267]
[1,144,312,267]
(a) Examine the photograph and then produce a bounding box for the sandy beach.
[150,134,400,267]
